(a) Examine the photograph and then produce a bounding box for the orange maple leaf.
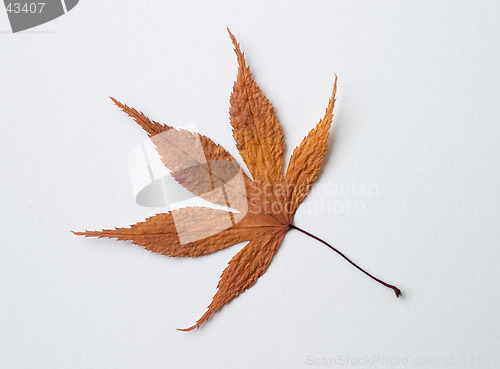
[74,29,401,331]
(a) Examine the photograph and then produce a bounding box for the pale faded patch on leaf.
[72,207,251,257]
[110,97,250,212]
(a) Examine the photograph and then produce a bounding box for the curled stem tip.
[289,224,401,298]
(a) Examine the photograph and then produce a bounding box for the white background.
[1,1,500,368]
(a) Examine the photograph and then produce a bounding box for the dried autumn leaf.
[74,29,401,331]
